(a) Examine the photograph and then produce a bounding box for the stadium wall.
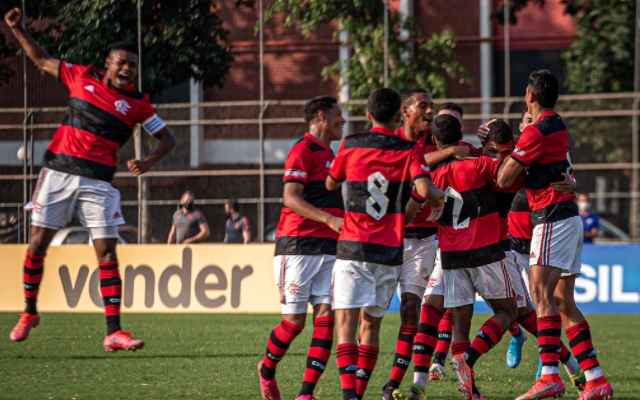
[0,244,638,314]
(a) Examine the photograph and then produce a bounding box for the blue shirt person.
[578,193,599,244]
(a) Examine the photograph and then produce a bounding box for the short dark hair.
[432,114,462,145]
[486,120,514,145]
[226,198,239,212]
[437,102,464,118]
[528,70,559,108]
[400,88,429,106]
[182,190,194,198]
[367,88,401,124]
[303,96,338,124]
[109,41,139,56]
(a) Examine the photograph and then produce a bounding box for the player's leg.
[430,309,452,380]
[505,253,530,368]
[298,255,335,399]
[336,308,360,400]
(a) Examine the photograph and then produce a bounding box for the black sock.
[25,298,37,315]
[106,316,121,335]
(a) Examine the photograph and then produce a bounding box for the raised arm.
[4,8,60,78]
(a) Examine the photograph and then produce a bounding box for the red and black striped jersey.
[431,156,505,269]
[508,187,533,255]
[329,127,430,265]
[492,175,525,251]
[396,126,438,239]
[45,62,165,182]
[275,133,344,256]
[510,111,578,223]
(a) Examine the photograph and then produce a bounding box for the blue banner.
[388,245,640,314]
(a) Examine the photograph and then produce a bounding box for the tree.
[262,0,471,99]
[0,0,250,98]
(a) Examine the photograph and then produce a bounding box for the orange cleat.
[10,312,40,342]
[578,381,613,400]
[103,330,145,352]
[516,378,566,400]
[451,354,485,400]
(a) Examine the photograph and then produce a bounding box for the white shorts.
[29,168,125,231]
[530,216,583,277]
[513,251,531,291]
[505,251,532,308]
[273,254,335,314]
[443,259,515,308]
[399,236,438,297]
[332,259,401,318]
[424,249,445,297]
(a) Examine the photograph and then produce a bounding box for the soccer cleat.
[577,381,613,400]
[391,383,426,400]
[257,361,281,400]
[10,312,40,342]
[429,361,447,380]
[103,330,145,352]
[451,354,484,400]
[535,358,543,381]
[516,378,566,400]
[506,328,526,368]
[295,396,314,400]
[382,385,394,400]
[570,370,586,392]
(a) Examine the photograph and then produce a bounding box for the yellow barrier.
[0,244,283,313]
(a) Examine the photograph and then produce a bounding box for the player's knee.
[400,296,420,324]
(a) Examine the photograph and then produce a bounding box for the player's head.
[519,107,534,133]
[367,88,402,128]
[482,120,514,161]
[303,96,345,141]
[526,69,559,111]
[105,41,139,90]
[225,198,239,216]
[431,114,462,148]
[577,193,590,212]
[437,102,465,131]
[181,191,194,209]
[400,88,434,134]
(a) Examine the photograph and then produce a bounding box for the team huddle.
[260,74,613,400]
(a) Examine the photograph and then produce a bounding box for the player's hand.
[450,146,473,160]
[326,215,343,233]
[182,238,193,245]
[127,159,151,175]
[550,172,576,194]
[426,197,444,222]
[4,8,23,29]
[477,119,497,145]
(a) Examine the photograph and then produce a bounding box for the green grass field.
[1,313,639,399]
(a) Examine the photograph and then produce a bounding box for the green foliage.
[0,0,245,98]
[262,0,471,99]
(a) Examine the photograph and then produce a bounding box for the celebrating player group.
[258,75,614,400]
[5,5,613,400]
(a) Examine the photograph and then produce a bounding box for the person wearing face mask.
[578,193,599,244]
[167,191,210,244]
[223,199,251,244]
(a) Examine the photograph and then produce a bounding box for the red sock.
[99,261,122,335]
[299,316,334,396]
[356,344,379,397]
[23,251,45,315]
[261,319,304,379]
[566,320,606,385]
[414,304,443,373]
[386,324,417,388]
[337,343,358,399]
[538,314,562,379]
[465,317,505,368]
[452,340,470,356]
[517,310,538,334]
[433,310,452,362]
[508,322,522,337]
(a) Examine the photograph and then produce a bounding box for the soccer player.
[326,88,445,400]
[497,70,613,400]
[5,8,176,351]
[430,114,518,400]
[380,88,440,400]
[258,96,345,400]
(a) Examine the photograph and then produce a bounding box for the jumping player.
[5,8,176,350]
[380,88,440,400]
[497,70,613,400]
[257,96,346,400]
[326,88,444,400]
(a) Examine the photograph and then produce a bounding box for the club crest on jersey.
[285,169,307,179]
[115,99,131,115]
[513,147,526,156]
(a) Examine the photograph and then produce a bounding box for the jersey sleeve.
[474,156,502,181]
[409,144,431,181]
[510,126,543,166]
[328,140,347,182]
[58,61,82,87]
[241,216,251,232]
[196,210,207,225]
[283,144,312,185]
[592,214,600,229]
[138,97,166,136]
[172,211,179,225]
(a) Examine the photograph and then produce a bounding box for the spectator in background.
[578,193,599,243]
[224,199,251,244]
[167,191,210,244]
